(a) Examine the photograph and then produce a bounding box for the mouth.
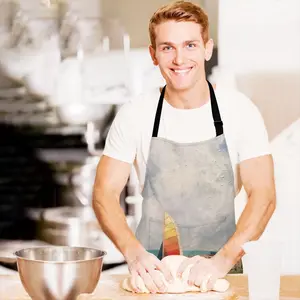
[170,67,193,76]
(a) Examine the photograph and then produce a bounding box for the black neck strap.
[152,81,223,137]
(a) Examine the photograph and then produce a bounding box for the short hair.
[149,1,210,48]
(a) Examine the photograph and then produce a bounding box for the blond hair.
[149,1,209,48]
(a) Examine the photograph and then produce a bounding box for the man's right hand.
[92,155,173,293]
[125,247,174,294]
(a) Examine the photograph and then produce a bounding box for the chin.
[169,81,194,92]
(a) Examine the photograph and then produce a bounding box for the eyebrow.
[157,40,201,47]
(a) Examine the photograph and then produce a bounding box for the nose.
[173,48,184,65]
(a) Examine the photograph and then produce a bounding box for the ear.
[204,38,214,61]
[149,44,158,66]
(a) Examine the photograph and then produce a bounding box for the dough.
[122,255,230,294]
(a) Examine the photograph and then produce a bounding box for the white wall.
[218,0,300,72]
[215,0,300,140]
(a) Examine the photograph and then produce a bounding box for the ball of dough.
[122,255,230,294]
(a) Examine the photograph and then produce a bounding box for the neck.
[164,78,210,109]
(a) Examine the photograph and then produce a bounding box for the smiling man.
[92,0,276,294]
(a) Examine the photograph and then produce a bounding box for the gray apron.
[135,81,242,273]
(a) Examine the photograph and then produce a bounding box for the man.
[92,0,276,294]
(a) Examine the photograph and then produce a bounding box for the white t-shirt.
[103,86,271,194]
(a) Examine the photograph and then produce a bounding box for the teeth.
[174,68,191,74]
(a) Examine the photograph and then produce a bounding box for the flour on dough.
[122,255,230,294]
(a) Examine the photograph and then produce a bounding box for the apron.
[135,81,243,273]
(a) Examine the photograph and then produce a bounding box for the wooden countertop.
[0,273,299,299]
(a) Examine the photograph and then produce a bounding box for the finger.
[188,265,203,286]
[177,257,192,278]
[190,262,208,288]
[206,274,217,291]
[154,260,174,283]
[199,274,212,292]
[143,259,169,292]
[177,256,200,278]
[147,269,167,293]
[130,270,141,293]
[138,267,158,294]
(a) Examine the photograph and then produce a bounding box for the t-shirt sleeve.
[236,94,271,162]
[102,103,138,164]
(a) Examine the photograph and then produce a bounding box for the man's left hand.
[176,255,230,291]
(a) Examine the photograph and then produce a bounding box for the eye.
[187,43,196,48]
[162,45,173,51]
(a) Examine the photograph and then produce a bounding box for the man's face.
[149,21,213,91]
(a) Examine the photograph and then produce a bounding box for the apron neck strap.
[208,80,223,136]
[152,85,166,138]
[152,81,223,138]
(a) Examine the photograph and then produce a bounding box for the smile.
[171,67,193,76]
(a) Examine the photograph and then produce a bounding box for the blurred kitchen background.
[0,0,299,276]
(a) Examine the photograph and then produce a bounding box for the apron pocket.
[148,216,230,254]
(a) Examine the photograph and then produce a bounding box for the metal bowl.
[14,246,106,300]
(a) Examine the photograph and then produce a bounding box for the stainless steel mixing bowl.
[14,246,106,300]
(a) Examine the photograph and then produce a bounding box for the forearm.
[215,189,276,270]
[92,188,143,258]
